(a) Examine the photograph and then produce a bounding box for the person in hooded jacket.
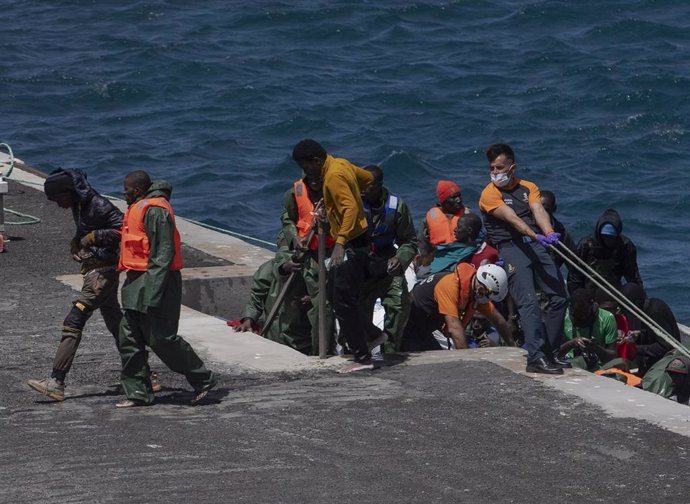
[27,168,124,402]
[567,208,643,294]
[116,170,216,407]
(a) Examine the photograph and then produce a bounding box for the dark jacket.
[55,168,123,265]
[567,208,642,293]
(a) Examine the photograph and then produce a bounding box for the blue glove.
[495,258,505,267]
[536,232,561,248]
[535,234,550,247]
[546,232,561,246]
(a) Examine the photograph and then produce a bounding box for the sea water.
[2,0,689,321]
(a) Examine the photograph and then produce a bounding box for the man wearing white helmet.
[400,262,516,351]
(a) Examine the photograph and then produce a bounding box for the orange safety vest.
[593,368,642,387]
[294,180,334,251]
[118,196,183,272]
[426,207,464,245]
[455,262,479,327]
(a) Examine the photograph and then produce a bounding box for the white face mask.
[491,172,511,188]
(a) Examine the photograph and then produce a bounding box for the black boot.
[551,354,572,369]
[526,357,564,375]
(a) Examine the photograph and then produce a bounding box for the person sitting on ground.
[400,263,515,351]
[567,208,643,294]
[234,238,313,354]
[540,190,576,270]
[620,283,681,376]
[559,288,617,371]
[429,213,498,274]
[27,168,127,402]
[665,357,690,405]
[360,165,418,352]
[417,180,470,269]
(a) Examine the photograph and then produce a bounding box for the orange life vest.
[594,368,642,387]
[426,207,464,245]
[455,262,479,327]
[118,196,183,272]
[294,180,334,251]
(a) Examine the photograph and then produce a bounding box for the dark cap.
[44,169,74,200]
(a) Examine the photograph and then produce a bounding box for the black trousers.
[327,237,380,363]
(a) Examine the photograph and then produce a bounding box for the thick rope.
[551,242,690,359]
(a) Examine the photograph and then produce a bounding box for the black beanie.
[44,169,74,200]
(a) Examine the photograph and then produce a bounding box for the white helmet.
[476,264,508,302]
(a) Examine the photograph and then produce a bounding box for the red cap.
[436,180,460,203]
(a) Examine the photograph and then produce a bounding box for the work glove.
[536,232,560,248]
[80,231,96,249]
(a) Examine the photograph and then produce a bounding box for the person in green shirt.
[560,288,617,371]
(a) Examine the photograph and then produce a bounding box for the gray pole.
[317,219,327,358]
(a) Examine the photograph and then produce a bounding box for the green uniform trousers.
[361,273,410,352]
[119,307,216,404]
[302,255,335,355]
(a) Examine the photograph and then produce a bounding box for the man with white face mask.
[479,143,568,375]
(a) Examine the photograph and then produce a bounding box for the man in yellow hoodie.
[292,139,383,373]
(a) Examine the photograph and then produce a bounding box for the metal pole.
[318,219,327,359]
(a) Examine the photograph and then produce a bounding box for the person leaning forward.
[479,143,568,375]
[401,263,515,351]
[27,168,124,402]
[115,170,216,407]
[291,139,382,373]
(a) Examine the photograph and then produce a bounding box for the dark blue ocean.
[2,1,689,321]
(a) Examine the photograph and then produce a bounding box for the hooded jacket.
[567,208,642,293]
[52,168,123,265]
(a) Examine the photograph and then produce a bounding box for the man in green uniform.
[360,165,417,351]
[281,174,335,355]
[116,170,216,407]
[235,243,313,354]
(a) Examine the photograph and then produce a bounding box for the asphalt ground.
[1,180,690,503]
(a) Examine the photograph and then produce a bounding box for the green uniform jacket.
[121,185,181,315]
[369,187,418,270]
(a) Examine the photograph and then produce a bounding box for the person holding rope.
[479,143,568,374]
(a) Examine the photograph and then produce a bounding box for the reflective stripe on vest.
[118,197,183,272]
[294,180,334,251]
[426,208,461,245]
[363,193,398,252]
